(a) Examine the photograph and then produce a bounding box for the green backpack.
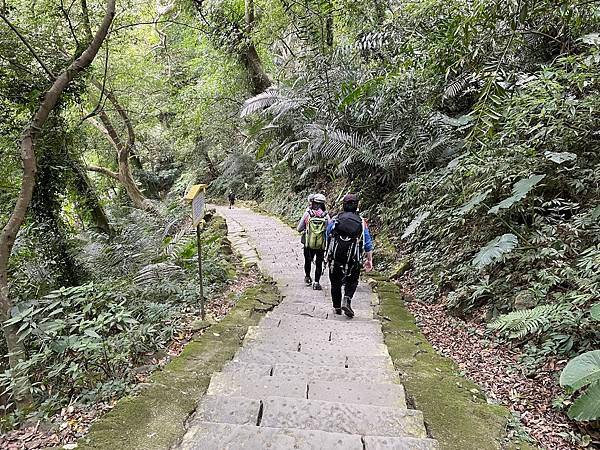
[306,214,327,250]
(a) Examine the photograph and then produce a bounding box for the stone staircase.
[177,207,439,450]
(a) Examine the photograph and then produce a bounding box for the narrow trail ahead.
[178,206,439,449]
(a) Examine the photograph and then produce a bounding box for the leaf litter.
[404,285,597,449]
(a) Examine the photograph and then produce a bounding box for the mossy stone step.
[260,396,427,438]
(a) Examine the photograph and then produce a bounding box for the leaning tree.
[0,0,117,409]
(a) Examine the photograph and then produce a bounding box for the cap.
[343,193,358,203]
[313,193,326,203]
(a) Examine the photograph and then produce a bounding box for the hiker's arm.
[363,225,374,272]
[326,221,333,241]
[297,212,308,232]
[363,224,374,252]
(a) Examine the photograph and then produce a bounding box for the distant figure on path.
[326,193,373,318]
[228,191,236,209]
[297,193,329,291]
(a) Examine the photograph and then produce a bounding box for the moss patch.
[78,282,280,450]
[369,272,536,450]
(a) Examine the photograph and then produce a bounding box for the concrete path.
[178,206,438,449]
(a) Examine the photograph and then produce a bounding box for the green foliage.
[1,202,232,423]
[591,303,600,321]
[401,212,430,240]
[472,234,518,269]
[488,303,573,339]
[487,175,545,215]
[241,0,600,393]
[560,350,600,421]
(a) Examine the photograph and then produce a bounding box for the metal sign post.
[184,184,207,320]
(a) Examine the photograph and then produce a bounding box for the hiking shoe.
[312,282,322,290]
[304,276,312,286]
[341,296,354,318]
[334,308,342,315]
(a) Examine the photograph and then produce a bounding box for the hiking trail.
[177,206,439,449]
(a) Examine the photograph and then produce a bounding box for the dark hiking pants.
[304,247,324,282]
[328,262,360,309]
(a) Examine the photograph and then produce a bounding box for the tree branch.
[86,165,119,180]
[97,110,125,152]
[60,0,80,49]
[93,80,135,154]
[0,12,55,78]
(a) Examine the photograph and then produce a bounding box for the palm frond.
[241,89,281,116]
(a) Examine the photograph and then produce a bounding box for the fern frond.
[488,303,572,339]
[134,263,184,287]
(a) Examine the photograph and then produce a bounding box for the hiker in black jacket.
[326,194,373,318]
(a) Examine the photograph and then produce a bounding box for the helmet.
[313,193,326,203]
[308,193,315,202]
[343,193,358,204]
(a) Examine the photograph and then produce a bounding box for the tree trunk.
[0,0,116,410]
[240,44,272,95]
[88,78,158,208]
[86,100,156,212]
[71,162,113,235]
[241,0,271,95]
[325,0,333,48]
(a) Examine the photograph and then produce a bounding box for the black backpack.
[328,212,363,266]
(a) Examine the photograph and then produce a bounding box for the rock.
[191,319,211,332]
[512,290,537,310]
[390,258,412,279]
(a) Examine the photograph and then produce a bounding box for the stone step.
[260,396,427,438]
[178,421,439,450]
[245,325,383,343]
[280,296,372,308]
[364,435,440,450]
[264,314,382,332]
[206,372,405,407]
[222,361,398,384]
[220,361,272,376]
[234,348,393,370]
[269,307,372,320]
[243,339,389,357]
[188,395,260,426]
[178,421,362,449]
[244,325,331,343]
[308,380,406,408]
[207,372,307,399]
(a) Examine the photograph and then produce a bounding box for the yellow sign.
[184,184,207,226]
[184,184,207,202]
